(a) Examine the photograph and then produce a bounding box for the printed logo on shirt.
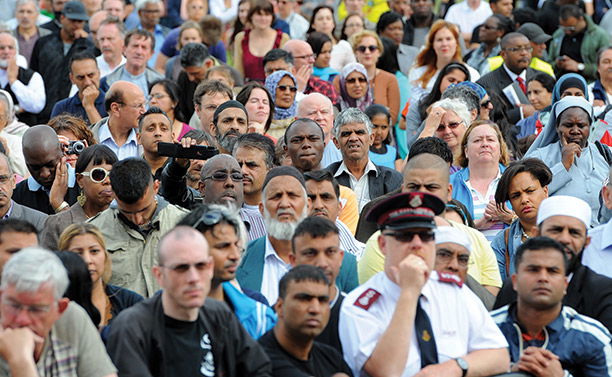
[200,333,215,377]
[354,288,381,310]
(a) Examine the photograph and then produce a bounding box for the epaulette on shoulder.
[437,272,463,287]
[353,288,381,310]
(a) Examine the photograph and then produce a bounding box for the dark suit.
[325,161,402,204]
[8,201,48,232]
[476,66,538,125]
[493,262,612,331]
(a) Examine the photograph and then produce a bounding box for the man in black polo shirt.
[259,265,353,377]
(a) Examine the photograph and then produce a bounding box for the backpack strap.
[504,228,511,278]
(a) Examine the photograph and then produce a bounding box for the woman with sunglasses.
[58,223,143,332]
[148,79,192,142]
[41,144,118,250]
[338,63,373,112]
[264,70,298,139]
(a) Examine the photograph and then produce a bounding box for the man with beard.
[237,166,358,305]
[177,203,277,339]
[491,236,612,377]
[210,100,249,155]
[493,195,612,331]
[406,0,438,48]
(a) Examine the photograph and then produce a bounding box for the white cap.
[435,226,471,252]
[536,196,591,227]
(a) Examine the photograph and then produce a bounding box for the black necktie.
[415,297,438,368]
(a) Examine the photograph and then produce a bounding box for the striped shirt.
[241,205,266,241]
[465,173,504,242]
[337,219,365,259]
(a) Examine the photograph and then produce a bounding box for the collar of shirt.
[137,23,165,36]
[27,164,76,192]
[502,64,526,82]
[508,302,563,334]
[264,236,290,266]
[99,121,138,147]
[334,159,378,180]
[2,201,14,219]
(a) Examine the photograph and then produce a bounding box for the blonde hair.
[349,30,384,55]
[414,20,462,89]
[456,120,510,168]
[58,223,112,284]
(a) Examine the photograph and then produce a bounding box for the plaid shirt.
[305,76,339,105]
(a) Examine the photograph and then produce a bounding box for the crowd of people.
[0,0,610,375]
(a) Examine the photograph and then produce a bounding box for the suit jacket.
[236,237,359,295]
[493,262,612,331]
[8,201,48,232]
[325,161,402,202]
[476,67,538,125]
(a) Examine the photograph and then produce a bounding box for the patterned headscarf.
[265,70,298,120]
[339,62,373,112]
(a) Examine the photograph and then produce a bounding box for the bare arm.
[233,32,245,77]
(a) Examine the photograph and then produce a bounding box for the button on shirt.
[339,271,508,377]
[583,219,612,278]
[98,122,139,160]
[260,237,292,305]
[335,159,378,212]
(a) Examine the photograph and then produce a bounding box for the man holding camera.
[138,107,173,180]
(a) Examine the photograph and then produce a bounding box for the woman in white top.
[307,5,356,72]
[408,20,480,103]
[209,0,240,24]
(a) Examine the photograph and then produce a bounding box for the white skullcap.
[435,226,471,252]
[536,195,591,227]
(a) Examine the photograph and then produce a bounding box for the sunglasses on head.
[357,45,378,53]
[80,167,110,183]
[383,230,435,243]
[277,85,298,93]
[346,77,367,84]
[193,210,224,229]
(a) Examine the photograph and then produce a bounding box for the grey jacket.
[99,64,163,92]
[8,201,48,232]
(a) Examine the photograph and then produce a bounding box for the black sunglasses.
[346,77,367,84]
[357,45,378,53]
[383,230,435,243]
[202,171,244,182]
[277,85,298,93]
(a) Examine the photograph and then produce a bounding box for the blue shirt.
[491,220,524,280]
[98,122,139,160]
[50,91,107,125]
[583,219,612,278]
[27,164,77,193]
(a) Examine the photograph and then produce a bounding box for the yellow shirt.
[339,185,358,235]
[357,220,502,287]
[337,0,390,23]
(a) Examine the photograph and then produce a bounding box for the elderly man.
[583,166,612,276]
[51,51,107,125]
[296,94,342,168]
[96,16,127,77]
[340,191,509,377]
[326,108,402,212]
[210,100,249,155]
[0,247,117,377]
[492,236,612,377]
[237,166,358,305]
[13,125,79,215]
[134,0,169,67]
[88,158,188,297]
[0,31,45,126]
[31,0,95,123]
[177,43,214,121]
[106,226,272,376]
[259,265,352,377]
[100,29,162,95]
[192,80,233,132]
[91,80,145,160]
[494,195,612,331]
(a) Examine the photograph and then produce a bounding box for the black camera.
[157,142,218,160]
[66,140,86,155]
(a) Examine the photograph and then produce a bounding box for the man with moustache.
[96,16,126,77]
[493,195,612,331]
[237,166,358,305]
[210,100,249,155]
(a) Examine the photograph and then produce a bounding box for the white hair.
[431,98,471,127]
[15,0,39,12]
[136,0,162,11]
[263,204,308,240]
[1,247,69,300]
[296,93,333,117]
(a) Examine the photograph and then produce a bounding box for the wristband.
[54,201,70,213]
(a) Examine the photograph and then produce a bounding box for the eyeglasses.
[160,258,213,273]
[480,99,492,108]
[382,230,435,243]
[202,171,244,182]
[346,77,367,84]
[345,23,363,28]
[357,45,378,53]
[2,298,54,318]
[436,249,470,267]
[277,85,297,92]
[293,54,315,60]
[0,174,11,184]
[80,167,111,183]
[436,121,463,133]
[147,93,168,101]
[119,102,146,109]
[504,46,533,53]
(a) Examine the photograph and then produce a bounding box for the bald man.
[91,80,145,160]
[282,40,339,105]
[13,125,80,215]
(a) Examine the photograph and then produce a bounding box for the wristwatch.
[577,63,585,71]
[454,357,469,377]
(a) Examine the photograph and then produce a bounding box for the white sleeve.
[209,0,239,24]
[462,287,509,351]
[9,71,46,114]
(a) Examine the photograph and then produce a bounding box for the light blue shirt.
[321,141,342,168]
[27,164,76,193]
[583,219,612,277]
[119,69,149,100]
[98,122,139,160]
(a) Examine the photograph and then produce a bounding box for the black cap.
[366,192,446,231]
[62,0,89,20]
[517,23,551,44]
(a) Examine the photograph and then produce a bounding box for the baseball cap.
[517,23,552,45]
[62,1,89,21]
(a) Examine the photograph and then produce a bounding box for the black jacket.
[325,161,402,203]
[493,262,612,331]
[106,292,272,377]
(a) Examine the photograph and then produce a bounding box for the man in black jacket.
[106,226,272,377]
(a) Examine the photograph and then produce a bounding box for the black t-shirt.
[316,292,345,353]
[163,315,215,377]
[258,330,353,377]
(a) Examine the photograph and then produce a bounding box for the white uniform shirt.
[260,236,292,305]
[339,271,508,376]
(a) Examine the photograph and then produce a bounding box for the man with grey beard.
[237,166,358,305]
[210,100,249,154]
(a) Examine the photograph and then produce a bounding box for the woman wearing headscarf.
[525,96,611,226]
[551,73,589,103]
[264,70,298,139]
[338,62,373,112]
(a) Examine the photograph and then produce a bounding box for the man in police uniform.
[339,192,509,377]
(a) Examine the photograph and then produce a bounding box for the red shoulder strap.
[353,288,381,310]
